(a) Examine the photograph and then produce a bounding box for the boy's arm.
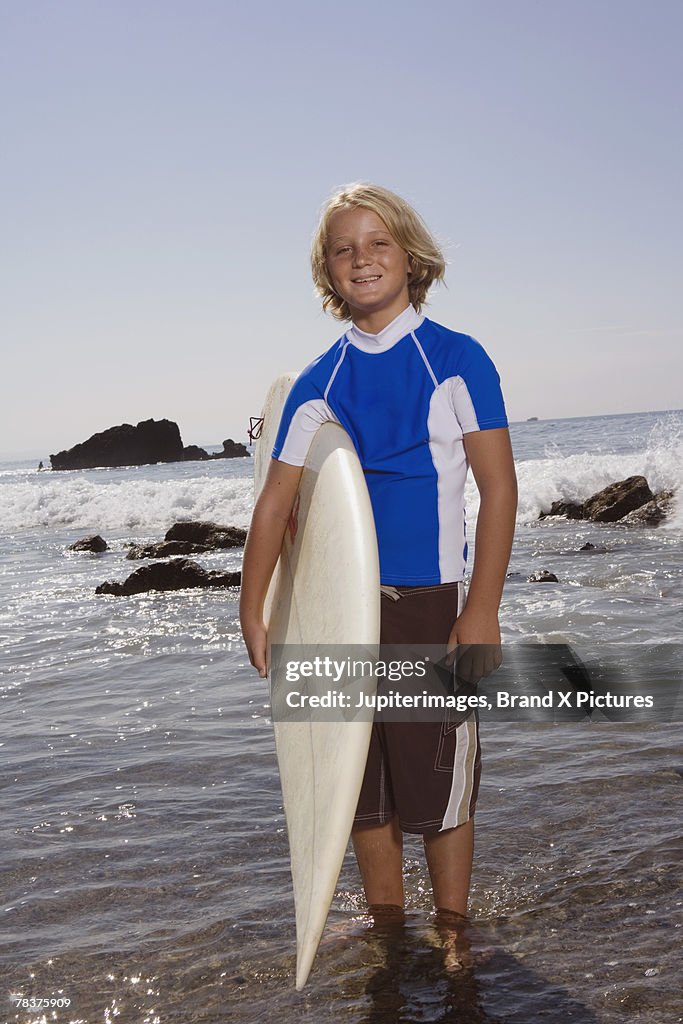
[449,426,517,676]
[240,458,304,677]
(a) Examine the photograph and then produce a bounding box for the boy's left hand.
[446,608,502,684]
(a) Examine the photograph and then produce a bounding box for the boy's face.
[325,206,411,329]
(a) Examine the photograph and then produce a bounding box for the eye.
[373,239,389,247]
[334,246,352,256]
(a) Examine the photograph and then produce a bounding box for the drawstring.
[380,581,466,609]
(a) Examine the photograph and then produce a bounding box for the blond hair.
[311,182,446,322]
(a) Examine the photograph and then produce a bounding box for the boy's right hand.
[242,619,268,678]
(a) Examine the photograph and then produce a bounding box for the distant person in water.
[37,461,44,471]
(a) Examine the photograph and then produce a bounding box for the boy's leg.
[351,816,404,906]
[423,817,474,917]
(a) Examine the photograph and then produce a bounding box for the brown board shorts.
[353,581,481,835]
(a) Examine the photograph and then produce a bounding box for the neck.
[347,305,424,353]
[352,301,413,335]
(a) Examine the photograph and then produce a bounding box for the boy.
[240,183,517,922]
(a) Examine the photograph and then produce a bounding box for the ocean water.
[1,409,681,1024]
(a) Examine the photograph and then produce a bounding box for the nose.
[352,245,371,268]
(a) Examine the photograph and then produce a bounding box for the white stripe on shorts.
[439,581,478,831]
[439,717,478,830]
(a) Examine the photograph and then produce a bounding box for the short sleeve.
[448,336,508,434]
[272,374,338,466]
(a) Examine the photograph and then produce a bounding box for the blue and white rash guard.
[272,305,508,586]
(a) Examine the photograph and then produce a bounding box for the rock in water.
[51,419,184,471]
[164,521,247,548]
[583,476,654,522]
[539,476,669,524]
[125,522,247,559]
[126,540,209,560]
[619,490,674,526]
[182,445,211,462]
[96,558,241,596]
[539,500,585,520]
[213,438,250,459]
[68,535,109,553]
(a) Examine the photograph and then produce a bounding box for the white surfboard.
[254,373,380,990]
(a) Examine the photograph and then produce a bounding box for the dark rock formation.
[539,477,672,525]
[579,542,608,553]
[50,419,250,471]
[182,440,249,461]
[164,521,247,548]
[527,570,559,583]
[68,535,108,553]
[96,558,241,596]
[126,540,207,559]
[125,522,247,559]
[182,445,211,462]
[619,500,664,526]
[212,438,250,459]
[51,419,183,471]
[539,500,585,521]
[583,476,654,523]
[619,490,674,526]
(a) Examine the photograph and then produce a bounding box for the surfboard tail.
[295,940,319,991]
[292,818,350,990]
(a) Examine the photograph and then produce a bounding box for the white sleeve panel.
[274,398,339,466]
[448,375,481,434]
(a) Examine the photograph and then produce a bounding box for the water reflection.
[353,910,600,1024]
[357,910,490,1024]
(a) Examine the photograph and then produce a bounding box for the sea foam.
[467,438,682,530]
[0,464,254,535]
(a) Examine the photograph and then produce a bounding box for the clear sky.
[2,0,681,458]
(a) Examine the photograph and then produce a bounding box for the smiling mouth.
[352,275,382,284]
